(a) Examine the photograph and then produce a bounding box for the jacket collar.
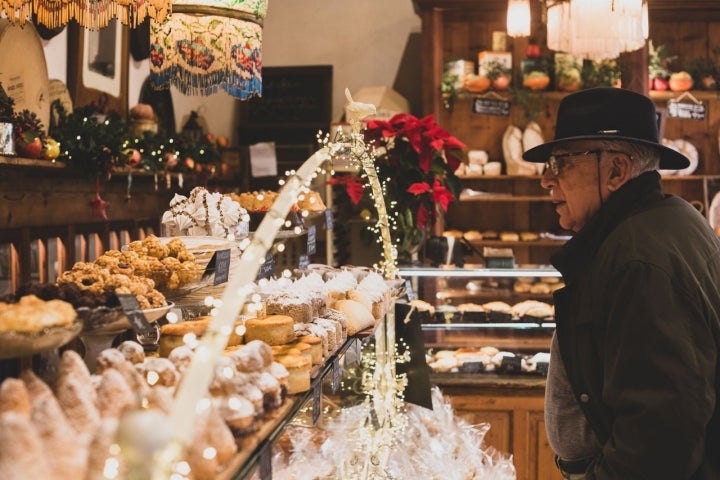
[551,170,664,285]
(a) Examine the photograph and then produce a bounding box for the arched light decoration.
[546,0,646,60]
[506,0,531,37]
[149,0,266,99]
[1,0,171,29]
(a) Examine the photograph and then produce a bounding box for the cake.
[276,353,311,394]
[295,335,323,365]
[244,315,295,346]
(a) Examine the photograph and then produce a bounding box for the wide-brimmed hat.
[522,87,689,170]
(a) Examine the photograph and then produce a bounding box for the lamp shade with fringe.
[149,0,266,99]
[2,0,172,30]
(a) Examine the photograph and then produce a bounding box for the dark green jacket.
[551,171,720,479]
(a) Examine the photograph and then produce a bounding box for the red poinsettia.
[333,113,465,262]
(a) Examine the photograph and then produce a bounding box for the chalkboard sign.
[472,97,511,117]
[256,252,275,280]
[501,355,523,374]
[307,225,317,255]
[245,66,332,125]
[116,293,153,335]
[667,100,706,120]
[204,249,231,285]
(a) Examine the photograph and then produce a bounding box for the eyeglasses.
[544,149,632,176]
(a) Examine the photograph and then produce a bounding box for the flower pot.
[0,122,15,156]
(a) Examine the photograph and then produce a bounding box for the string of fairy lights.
[108,92,407,479]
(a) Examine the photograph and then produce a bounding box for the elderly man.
[522,87,720,480]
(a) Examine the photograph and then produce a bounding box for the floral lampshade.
[149,0,267,99]
[546,0,646,60]
[1,0,171,29]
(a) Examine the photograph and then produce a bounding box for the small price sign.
[312,381,322,424]
[204,249,231,285]
[472,97,511,117]
[667,100,706,120]
[307,225,317,255]
[298,254,310,270]
[325,209,333,230]
[116,293,154,335]
[256,252,275,280]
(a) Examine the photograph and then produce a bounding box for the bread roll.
[332,299,376,335]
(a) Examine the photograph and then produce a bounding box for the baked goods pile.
[161,187,249,239]
[419,299,555,324]
[228,189,326,214]
[0,295,77,333]
[427,346,550,375]
[0,339,293,479]
[155,266,394,394]
[56,235,203,310]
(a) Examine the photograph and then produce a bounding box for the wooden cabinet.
[412,0,720,174]
[436,382,560,480]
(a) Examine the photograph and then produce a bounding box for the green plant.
[485,59,511,80]
[0,82,14,123]
[648,40,677,79]
[50,100,126,178]
[582,58,621,88]
[684,56,718,90]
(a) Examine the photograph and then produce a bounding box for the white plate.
[709,192,720,229]
[660,139,699,176]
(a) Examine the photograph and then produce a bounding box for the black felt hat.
[522,87,689,170]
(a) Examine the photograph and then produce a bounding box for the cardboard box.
[445,60,475,89]
[478,51,513,77]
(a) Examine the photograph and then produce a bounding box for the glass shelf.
[398,266,561,278]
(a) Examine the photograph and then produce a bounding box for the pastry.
[463,230,483,241]
[244,315,295,346]
[296,190,326,212]
[456,303,487,323]
[332,298,376,335]
[136,358,179,387]
[0,412,52,478]
[96,368,137,419]
[500,231,520,242]
[520,231,539,242]
[54,350,100,440]
[158,318,210,357]
[482,301,513,322]
[214,394,255,433]
[117,340,146,364]
[0,378,32,417]
[265,294,314,324]
[0,294,76,333]
[231,340,273,372]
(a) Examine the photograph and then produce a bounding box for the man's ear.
[606,153,633,192]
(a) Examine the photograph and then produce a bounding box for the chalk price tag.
[307,225,317,255]
[501,355,523,374]
[298,254,310,270]
[115,293,154,335]
[256,252,275,280]
[536,361,550,377]
[459,361,485,374]
[204,249,231,285]
[312,381,322,424]
[405,279,415,301]
[325,209,333,230]
[331,356,342,393]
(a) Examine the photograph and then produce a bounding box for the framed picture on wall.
[66,19,129,118]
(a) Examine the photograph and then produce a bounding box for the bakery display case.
[399,265,559,480]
